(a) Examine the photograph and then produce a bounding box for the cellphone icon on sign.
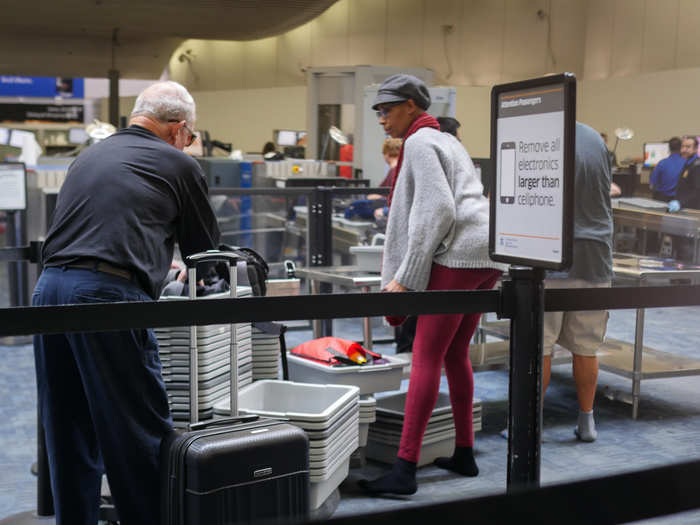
[500,141,516,204]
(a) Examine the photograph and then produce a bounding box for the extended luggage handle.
[184,249,242,424]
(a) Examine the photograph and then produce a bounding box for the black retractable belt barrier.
[0,290,502,337]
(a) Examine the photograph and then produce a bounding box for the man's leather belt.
[66,259,134,282]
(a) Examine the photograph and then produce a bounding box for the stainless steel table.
[295,266,382,349]
[604,254,700,418]
[612,199,700,262]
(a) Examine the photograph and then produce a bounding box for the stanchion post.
[506,266,545,490]
[308,187,333,336]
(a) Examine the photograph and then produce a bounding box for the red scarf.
[387,112,441,206]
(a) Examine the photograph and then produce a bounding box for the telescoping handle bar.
[184,250,242,425]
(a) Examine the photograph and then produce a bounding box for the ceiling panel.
[0,0,338,78]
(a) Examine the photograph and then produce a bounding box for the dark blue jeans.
[33,267,172,525]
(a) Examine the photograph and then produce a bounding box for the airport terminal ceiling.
[0,0,339,78]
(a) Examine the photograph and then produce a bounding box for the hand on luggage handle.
[189,414,259,431]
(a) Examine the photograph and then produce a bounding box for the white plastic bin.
[287,354,407,395]
[237,380,359,422]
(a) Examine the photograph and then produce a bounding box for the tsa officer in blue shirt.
[650,137,684,202]
[668,136,699,212]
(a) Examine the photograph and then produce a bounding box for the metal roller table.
[612,198,700,262]
[601,254,700,418]
[478,254,700,419]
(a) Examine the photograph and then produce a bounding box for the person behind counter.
[669,136,700,213]
[32,81,219,525]
[358,74,506,496]
[650,136,684,202]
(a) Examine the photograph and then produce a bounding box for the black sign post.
[489,74,576,490]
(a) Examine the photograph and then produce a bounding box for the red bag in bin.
[290,337,386,367]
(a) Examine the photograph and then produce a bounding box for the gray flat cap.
[372,74,431,111]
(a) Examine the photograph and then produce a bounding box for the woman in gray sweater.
[360,75,506,496]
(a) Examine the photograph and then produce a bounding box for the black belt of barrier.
[316,458,700,525]
[0,290,501,337]
[3,284,700,338]
[545,284,700,311]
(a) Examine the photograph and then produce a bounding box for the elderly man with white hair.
[32,81,219,525]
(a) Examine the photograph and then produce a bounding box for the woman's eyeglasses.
[375,101,403,119]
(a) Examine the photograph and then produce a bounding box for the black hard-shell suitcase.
[161,251,310,524]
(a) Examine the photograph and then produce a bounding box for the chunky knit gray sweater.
[381,127,506,291]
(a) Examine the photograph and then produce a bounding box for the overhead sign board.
[0,76,84,99]
[489,73,576,269]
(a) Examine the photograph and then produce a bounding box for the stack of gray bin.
[366,392,482,467]
[155,288,253,425]
[251,326,281,380]
[220,380,359,510]
[358,395,376,448]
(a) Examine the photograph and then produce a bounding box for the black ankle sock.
[358,457,417,495]
[434,446,479,476]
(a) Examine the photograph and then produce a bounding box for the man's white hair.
[131,81,196,125]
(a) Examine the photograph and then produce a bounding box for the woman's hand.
[383,279,408,292]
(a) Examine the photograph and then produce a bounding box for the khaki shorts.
[542,278,610,357]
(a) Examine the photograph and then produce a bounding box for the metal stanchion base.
[0,511,55,524]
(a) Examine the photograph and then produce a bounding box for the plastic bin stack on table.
[155,288,253,425]
[213,380,359,510]
[251,326,281,380]
[367,392,482,467]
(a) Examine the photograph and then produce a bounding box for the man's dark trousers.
[32,267,172,525]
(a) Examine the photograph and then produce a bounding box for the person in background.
[262,141,276,156]
[339,132,354,179]
[32,81,219,525]
[650,137,684,202]
[437,116,461,141]
[680,135,698,164]
[541,122,613,443]
[371,138,402,221]
[669,136,700,214]
[600,132,617,169]
[379,137,402,187]
[359,74,506,496]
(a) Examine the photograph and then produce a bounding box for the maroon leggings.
[398,264,501,463]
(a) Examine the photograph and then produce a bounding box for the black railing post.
[308,187,333,336]
[506,266,545,490]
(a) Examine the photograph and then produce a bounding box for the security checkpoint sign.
[489,73,575,270]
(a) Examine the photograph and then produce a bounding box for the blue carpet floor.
[1,295,700,522]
